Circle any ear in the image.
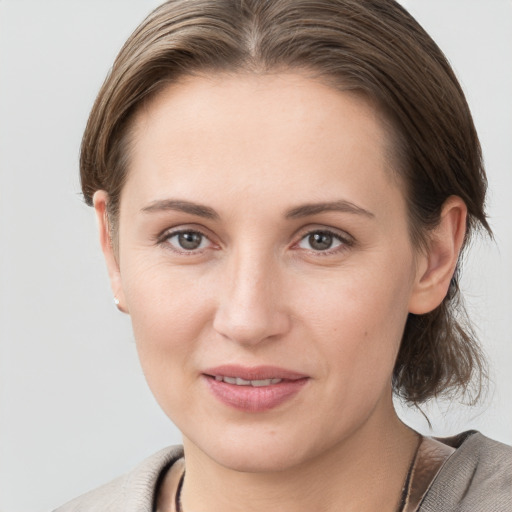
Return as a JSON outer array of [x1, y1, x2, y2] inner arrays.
[[93, 190, 129, 314], [408, 196, 467, 315]]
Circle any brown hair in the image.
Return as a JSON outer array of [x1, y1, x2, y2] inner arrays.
[[81, 0, 490, 405]]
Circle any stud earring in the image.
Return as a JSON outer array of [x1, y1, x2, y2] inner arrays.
[[113, 296, 127, 314]]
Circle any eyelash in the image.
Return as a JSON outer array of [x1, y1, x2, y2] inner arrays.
[[157, 228, 214, 255], [294, 229, 353, 255], [156, 227, 353, 256]]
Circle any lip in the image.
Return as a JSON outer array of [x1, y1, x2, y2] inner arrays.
[[202, 365, 309, 412], [204, 364, 308, 381]]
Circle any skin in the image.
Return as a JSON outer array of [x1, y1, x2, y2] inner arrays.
[[95, 73, 467, 512]]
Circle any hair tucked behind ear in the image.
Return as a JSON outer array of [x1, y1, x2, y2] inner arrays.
[[80, 0, 490, 406]]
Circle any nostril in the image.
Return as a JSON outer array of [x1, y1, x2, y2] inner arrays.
[[213, 304, 291, 346]]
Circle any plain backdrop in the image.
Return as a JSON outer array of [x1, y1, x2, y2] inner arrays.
[[0, 1, 511, 511]]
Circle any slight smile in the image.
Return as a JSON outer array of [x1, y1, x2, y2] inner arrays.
[[213, 376, 284, 387], [203, 365, 309, 413]]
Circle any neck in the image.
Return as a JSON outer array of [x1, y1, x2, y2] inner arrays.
[[178, 404, 418, 512]]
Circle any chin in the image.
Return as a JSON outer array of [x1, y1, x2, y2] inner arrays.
[[212, 446, 304, 474], [184, 427, 321, 474]]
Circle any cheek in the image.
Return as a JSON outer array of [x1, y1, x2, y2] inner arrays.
[[127, 294, 208, 425], [122, 251, 211, 330], [300, 262, 413, 391], [120, 257, 212, 387]]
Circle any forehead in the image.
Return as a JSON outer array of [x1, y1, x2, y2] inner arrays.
[[123, 72, 404, 219], [132, 72, 392, 154]]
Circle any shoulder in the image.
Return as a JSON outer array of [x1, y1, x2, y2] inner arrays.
[[53, 445, 184, 512], [420, 431, 512, 511]]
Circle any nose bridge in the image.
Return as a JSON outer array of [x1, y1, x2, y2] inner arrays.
[[213, 242, 289, 345]]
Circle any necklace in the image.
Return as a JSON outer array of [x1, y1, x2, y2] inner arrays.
[[397, 433, 423, 512], [175, 470, 185, 512], [174, 435, 423, 512]]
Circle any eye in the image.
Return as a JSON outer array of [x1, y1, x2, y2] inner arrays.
[[297, 230, 348, 252], [164, 230, 211, 252]]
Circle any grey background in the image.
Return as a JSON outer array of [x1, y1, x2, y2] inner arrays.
[[0, 1, 511, 511]]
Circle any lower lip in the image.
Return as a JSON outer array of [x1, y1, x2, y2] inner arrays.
[[204, 376, 308, 412]]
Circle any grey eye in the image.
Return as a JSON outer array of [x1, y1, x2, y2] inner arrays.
[[298, 231, 343, 251], [167, 231, 209, 251], [178, 232, 202, 249]]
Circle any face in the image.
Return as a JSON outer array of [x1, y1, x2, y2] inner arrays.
[[104, 73, 428, 472]]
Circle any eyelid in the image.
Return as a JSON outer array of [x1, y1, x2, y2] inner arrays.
[[155, 222, 212, 241], [156, 225, 218, 254], [292, 226, 355, 254], [154, 223, 354, 255]]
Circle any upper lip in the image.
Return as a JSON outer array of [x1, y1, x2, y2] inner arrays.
[[203, 365, 308, 381]]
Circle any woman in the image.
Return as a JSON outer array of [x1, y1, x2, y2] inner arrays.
[[55, 0, 511, 511]]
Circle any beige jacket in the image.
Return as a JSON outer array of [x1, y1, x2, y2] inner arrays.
[[54, 432, 512, 512]]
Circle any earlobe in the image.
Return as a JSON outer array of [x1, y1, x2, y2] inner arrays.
[[408, 196, 467, 315], [93, 191, 129, 314]]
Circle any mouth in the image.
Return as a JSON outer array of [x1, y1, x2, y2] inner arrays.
[[204, 364, 308, 381], [213, 375, 284, 387], [203, 365, 309, 412]]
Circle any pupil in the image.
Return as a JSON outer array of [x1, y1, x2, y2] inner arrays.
[[178, 232, 202, 250], [309, 232, 333, 250]]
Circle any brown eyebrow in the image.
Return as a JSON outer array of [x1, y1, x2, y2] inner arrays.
[[141, 198, 373, 221], [285, 200, 375, 219], [141, 199, 219, 220]]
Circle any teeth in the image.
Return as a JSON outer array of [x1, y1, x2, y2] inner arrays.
[[251, 379, 270, 387], [214, 376, 283, 386], [252, 378, 282, 387]]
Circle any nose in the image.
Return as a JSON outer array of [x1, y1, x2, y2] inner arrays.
[[212, 250, 291, 346]]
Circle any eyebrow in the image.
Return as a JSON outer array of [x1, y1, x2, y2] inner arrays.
[[285, 200, 375, 219], [141, 198, 374, 221], [141, 199, 219, 220]]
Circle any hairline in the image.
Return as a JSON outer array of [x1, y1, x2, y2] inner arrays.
[[106, 67, 410, 250]]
